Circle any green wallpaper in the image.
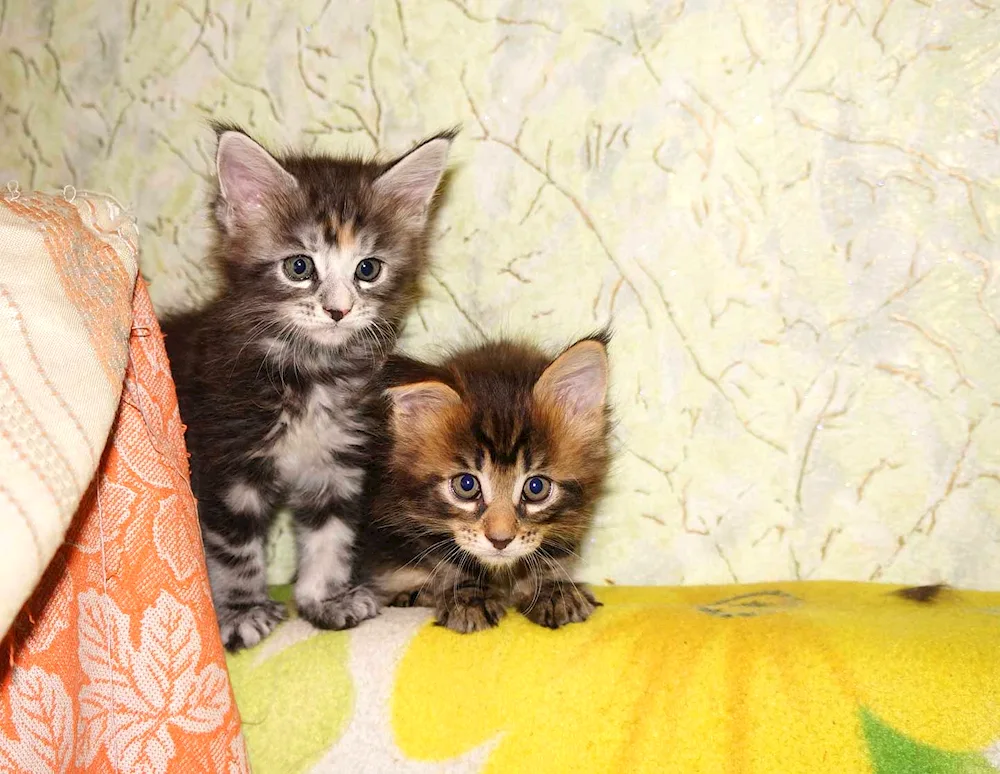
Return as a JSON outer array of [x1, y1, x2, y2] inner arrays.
[[3, 0, 999, 588]]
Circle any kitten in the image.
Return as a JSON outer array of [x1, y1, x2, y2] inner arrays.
[[360, 333, 611, 633], [162, 125, 454, 650]]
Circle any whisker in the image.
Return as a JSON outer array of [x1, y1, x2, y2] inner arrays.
[[524, 553, 542, 613], [401, 537, 455, 570], [538, 548, 577, 588], [542, 536, 585, 562], [419, 544, 463, 603]]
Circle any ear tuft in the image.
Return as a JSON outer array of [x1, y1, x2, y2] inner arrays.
[[216, 131, 297, 230], [533, 339, 609, 417], [372, 131, 455, 217], [386, 381, 462, 422]]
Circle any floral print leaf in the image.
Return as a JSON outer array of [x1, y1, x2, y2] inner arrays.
[[860, 708, 995, 774]]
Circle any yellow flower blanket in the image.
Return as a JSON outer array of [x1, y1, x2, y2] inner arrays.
[[227, 583, 1000, 773]]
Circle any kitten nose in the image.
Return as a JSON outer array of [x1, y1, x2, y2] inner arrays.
[[325, 307, 351, 322], [488, 536, 513, 550]]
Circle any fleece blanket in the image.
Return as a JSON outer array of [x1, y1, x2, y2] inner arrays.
[[228, 582, 1000, 773]]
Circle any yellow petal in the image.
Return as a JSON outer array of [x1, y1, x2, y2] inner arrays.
[[391, 584, 1000, 772], [819, 588, 1000, 750]]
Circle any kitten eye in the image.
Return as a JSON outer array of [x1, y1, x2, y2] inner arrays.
[[450, 473, 481, 501], [522, 476, 552, 503], [282, 255, 315, 282], [354, 258, 383, 282]]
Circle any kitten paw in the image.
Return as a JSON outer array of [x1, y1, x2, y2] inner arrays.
[[298, 585, 380, 630], [435, 586, 506, 633], [520, 582, 600, 629], [218, 599, 287, 651]]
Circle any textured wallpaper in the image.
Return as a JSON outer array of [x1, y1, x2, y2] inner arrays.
[[2, 0, 999, 589]]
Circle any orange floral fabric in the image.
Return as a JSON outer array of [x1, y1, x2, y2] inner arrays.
[[0, 281, 248, 773], [0, 190, 139, 635]]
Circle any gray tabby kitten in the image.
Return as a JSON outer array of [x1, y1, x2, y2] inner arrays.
[[162, 125, 454, 650]]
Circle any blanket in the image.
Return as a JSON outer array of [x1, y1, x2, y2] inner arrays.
[[0, 189, 248, 772], [0, 188, 137, 638], [228, 582, 1000, 773]]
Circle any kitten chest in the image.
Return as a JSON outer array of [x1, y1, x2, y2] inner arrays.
[[267, 382, 367, 504]]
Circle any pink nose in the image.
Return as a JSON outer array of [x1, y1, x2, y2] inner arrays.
[[488, 536, 513, 550], [326, 307, 351, 322]]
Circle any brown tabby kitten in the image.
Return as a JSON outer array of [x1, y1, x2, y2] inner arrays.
[[359, 333, 611, 632]]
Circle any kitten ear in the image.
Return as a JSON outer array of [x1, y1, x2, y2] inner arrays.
[[533, 338, 609, 418], [216, 130, 297, 229], [373, 130, 456, 219], [386, 381, 462, 422]]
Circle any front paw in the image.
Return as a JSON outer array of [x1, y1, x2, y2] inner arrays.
[[298, 585, 380, 630], [218, 599, 287, 651], [435, 585, 506, 633], [520, 582, 600, 629]]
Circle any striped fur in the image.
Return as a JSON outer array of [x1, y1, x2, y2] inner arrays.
[[162, 125, 453, 650], [359, 333, 612, 633]]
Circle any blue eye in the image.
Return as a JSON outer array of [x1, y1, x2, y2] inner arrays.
[[522, 476, 551, 503], [355, 258, 383, 282], [451, 473, 481, 500], [282, 255, 315, 281]]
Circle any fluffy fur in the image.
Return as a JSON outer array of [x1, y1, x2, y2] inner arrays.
[[162, 125, 454, 650], [359, 333, 612, 633]]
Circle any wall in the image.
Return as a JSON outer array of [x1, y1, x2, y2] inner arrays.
[[3, 0, 999, 588]]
